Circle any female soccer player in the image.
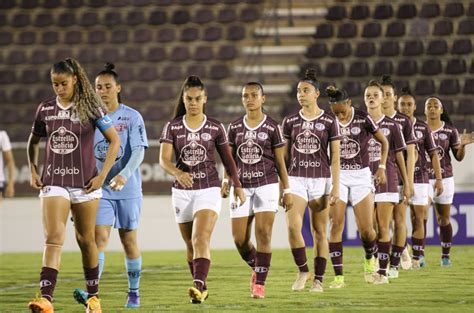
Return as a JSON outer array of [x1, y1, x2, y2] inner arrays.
[[425, 97, 474, 267], [159, 76, 245, 304], [73, 63, 148, 308], [379, 75, 417, 276], [327, 85, 388, 288], [27, 58, 120, 313], [0, 130, 15, 201], [366, 80, 410, 284], [282, 69, 341, 293], [221, 82, 292, 299], [397, 87, 443, 269]]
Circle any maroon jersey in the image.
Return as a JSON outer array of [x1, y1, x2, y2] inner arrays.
[[282, 110, 340, 178], [160, 115, 229, 190], [427, 122, 460, 179], [338, 108, 378, 170], [413, 119, 437, 184], [390, 112, 417, 185], [228, 115, 285, 188], [32, 97, 105, 188], [369, 115, 406, 193]]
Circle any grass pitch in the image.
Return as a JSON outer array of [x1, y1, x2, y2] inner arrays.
[[1, 246, 473, 312]]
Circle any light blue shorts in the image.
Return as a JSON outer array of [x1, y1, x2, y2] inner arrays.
[[96, 197, 142, 230]]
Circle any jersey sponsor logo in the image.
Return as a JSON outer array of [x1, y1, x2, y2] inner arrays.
[[180, 140, 207, 166], [177, 134, 185, 139], [350, 127, 361, 135], [302, 121, 314, 130], [263, 124, 275, 132], [41, 106, 54, 111], [341, 163, 362, 170], [45, 110, 71, 121], [368, 138, 381, 162], [353, 118, 365, 123], [53, 166, 80, 177], [315, 123, 325, 131], [187, 132, 200, 141], [320, 116, 333, 123], [299, 159, 321, 169], [230, 123, 241, 130], [295, 130, 321, 154], [237, 139, 263, 164], [205, 124, 219, 131], [171, 124, 183, 130], [286, 116, 298, 123], [380, 128, 390, 136], [244, 131, 257, 140], [191, 171, 207, 179], [49, 126, 79, 154], [439, 133, 448, 140], [94, 139, 124, 162], [115, 122, 128, 132], [340, 127, 350, 136], [340, 136, 360, 159], [242, 170, 264, 179], [201, 133, 212, 141], [416, 130, 423, 138]]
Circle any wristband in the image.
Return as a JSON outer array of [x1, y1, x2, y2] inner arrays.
[[378, 164, 386, 169], [222, 178, 229, 185], [283, 188, 292, 195]]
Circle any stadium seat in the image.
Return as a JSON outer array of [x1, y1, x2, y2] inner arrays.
[[209, 64, 231, 79], [127, 11, 145, 25], [149, 10, 167, 25], [414, 79, 435, 96], [362, 22, 382, 38], [433, 19, 453, 36], [439, 79, 460, 95], [203, 26, 223, 41], [337, 22, 358, 38], [193, 9, 214, 24], [421, 59, 442, 76], [54, 48, 72, 61], [0, 70, 16, 84], [180, 27, 200, 42], [306, 43, 328, 58], [88, 30, 106, 44], [127, 86, 150, 102], [186, 64, 207, 78], [394, 80, 410, 91], [35, 87, 53, 100], [326, 5, 347, 20], [169, 46, 190, 61], [314, 23, 334, 39], [137, 67, 160, 81], [409, 19, 429, 37], [217, 44, 237, 60], [227, 25, 246, 41], [240, 7, 260, 22], [79, 12, 98, 27], [132, 0, 151, 6], [0, 13, 5, 27], [87, 0, 107, 7], [193, 45, 214, 61], [468, 2, 474, 16], [343, 81, 362, 97], [386, 21, 406, 37], [445, 59, 467, 75], [57, 12, 76, 27], [379, 41, 399, 57], [180, 0, 198, 4], [348, 61, 369, 77], [134, 28, 153, 43], [100, 47, 121, 63], [123, 47, 143, 63], [77, 48, 98, 63], [451, 39, 472, 55], [118, 67, 135, 82], [372, 60, 394, 76], [201, 0, 219, 4], [217, 8, 237, 23], [426, 39, 448, 55], [373, 4, 393, 19], [457, 99, 474, 116], [110, 29, 128, 44], [355, 41, 376, 57], [458, 19, 474, 35], [109, 0, 128, 6], [17, 31, 36, 45], [397, 59, 418, 76], [34, 12, 54, 27], [11, 88, 31, 104], [206, 84, 224, 99], [64, 30, 82, 45], [330, 42, 351, 58], [0, 0, 15, 9], [152, 85, 176, 101], [11, 13, 30, 27], [20, 0, 39, 9], [31, 49, 50, 64], [403, 40, 424, 56], [42, 0, 61, 7], [463, 78, 474, 94], [350, 5, 370, 20], [0, 31, 13, 45], [171, 10, 191, 24], [443, 2, 464, 17], [419, 3, 440, 18], [161, 65, 183, 81], [104, 11, 123, 26], [324, 62, 345, 77], [156, 0, 173, 5], [397, 3, 417, 19], [6, 49, 27, 64], [157, 28, 176, 42], [41, 31, 59, 45], [21, 69, 39, 84], [147, 47, 167, 62]]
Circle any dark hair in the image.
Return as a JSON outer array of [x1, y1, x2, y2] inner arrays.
[[326, 85, 349, 104], [380, 74, 396, 94], [243, 82, 265, 96], [174, 75, 206, 118], [399, 86, 415, 101], [425, 96, 452, 125], [365, 79, 384, 94], [299, 68, 320, 90], [96, 62, 121, 103]]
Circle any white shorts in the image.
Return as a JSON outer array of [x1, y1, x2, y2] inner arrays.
[[429, 177, 455, 205], [375, 192, 399, 203], [39, 186, 102, 204], [172, 187, 221, 223], [409, 183, 429, 206], [339, 167, 374, 206], [230, 183, 279, 218], [289, 176, 332, 202]]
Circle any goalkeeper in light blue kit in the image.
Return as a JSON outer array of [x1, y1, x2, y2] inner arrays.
[[74, 63, 148, 309]]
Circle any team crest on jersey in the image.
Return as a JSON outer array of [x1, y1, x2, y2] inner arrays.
[[244, 131, 257, 140], [201, 133, 212, 141], [315, 123, 325, 131], [302, 121, 314, 130], [257, 132, 268, 140], [368, 138, 381, 162], [237, 139, 263, 164], [416, 130, 423, 138], [295, 130, 321, 154], [350, 127, 361, 135], [381, 128, 391, 136], [181, 141, 206, 166], [439, 133, 448, 140], [115, 123, 128, 132], [49, 126, 78, 154], [187, 133, 200, 141], [340, 127, 350, 136], [340, 136, 360, 159], [94, 139, 124, 162]]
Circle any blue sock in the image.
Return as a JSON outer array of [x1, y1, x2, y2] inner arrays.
[[98, 251, 105, 279], [125, 256, 142, 294]]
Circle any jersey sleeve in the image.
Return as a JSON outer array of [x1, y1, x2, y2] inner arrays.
[[402, 117, 417, 145], [227, 123, 236, 147], [424, 127, 437, 153], [215, 123, 228, 146], [328, 118, 342, 141], [130, 112, 149, 149], [31, 105, 47, 137], [271, 124, 286, 148], [365, 115, 379, 134], [392, 124, 407, 152], [159, 121, 174, 144], [282, 117, 291, 139], [94, 114, 113, 132], [450, 127, 461, 148]]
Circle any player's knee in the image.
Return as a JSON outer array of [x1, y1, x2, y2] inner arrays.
[[287, 223, 302, 240], [192, 233, 210, 248], [44, 229, 66, 246], [359, 228, 374, 241], [75, 231, 95, 248], [233, 235, 248, 250], [255, 228, 271, 246]]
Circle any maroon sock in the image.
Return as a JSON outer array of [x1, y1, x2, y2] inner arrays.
[[362, 239, 378, 260], [255, 252, 272, 285], [239, 247, 256, 269], [390, 245, 405, 268], [314, 257, 327, 283], [84, 266, 99, 297], [377, 241, 391, 275], [193, 258, 211, 292], [329, 242, 343, 276], [422, 219, 427, 256], [39, 267, 58, 302], [187, 261, 194, 277], [291, 247, 309, 272], [411, 237, 424, 260], [439, 224, 453, 259]]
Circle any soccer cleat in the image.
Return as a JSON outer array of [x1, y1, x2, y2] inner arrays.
[[419, 256, 426, 268], [125, 291, 140, 308], [364, 256, 376, 283], [291, 272, 313, 291], [309, 279, 324, 293], [412, 259, 420, 270], [440, 257, 452, 267], [387, 266, 399, 279], [250, 271, 256, 293], [251, 284, 265, 299], [400, 246, 412, 270], [329, 275, 345, 289], [85, 296, 102, 313], [372, 273, 389, 285], [73, 288, 88, 306], [28, 296, 54, 313], [188, 287, 209, 304]]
